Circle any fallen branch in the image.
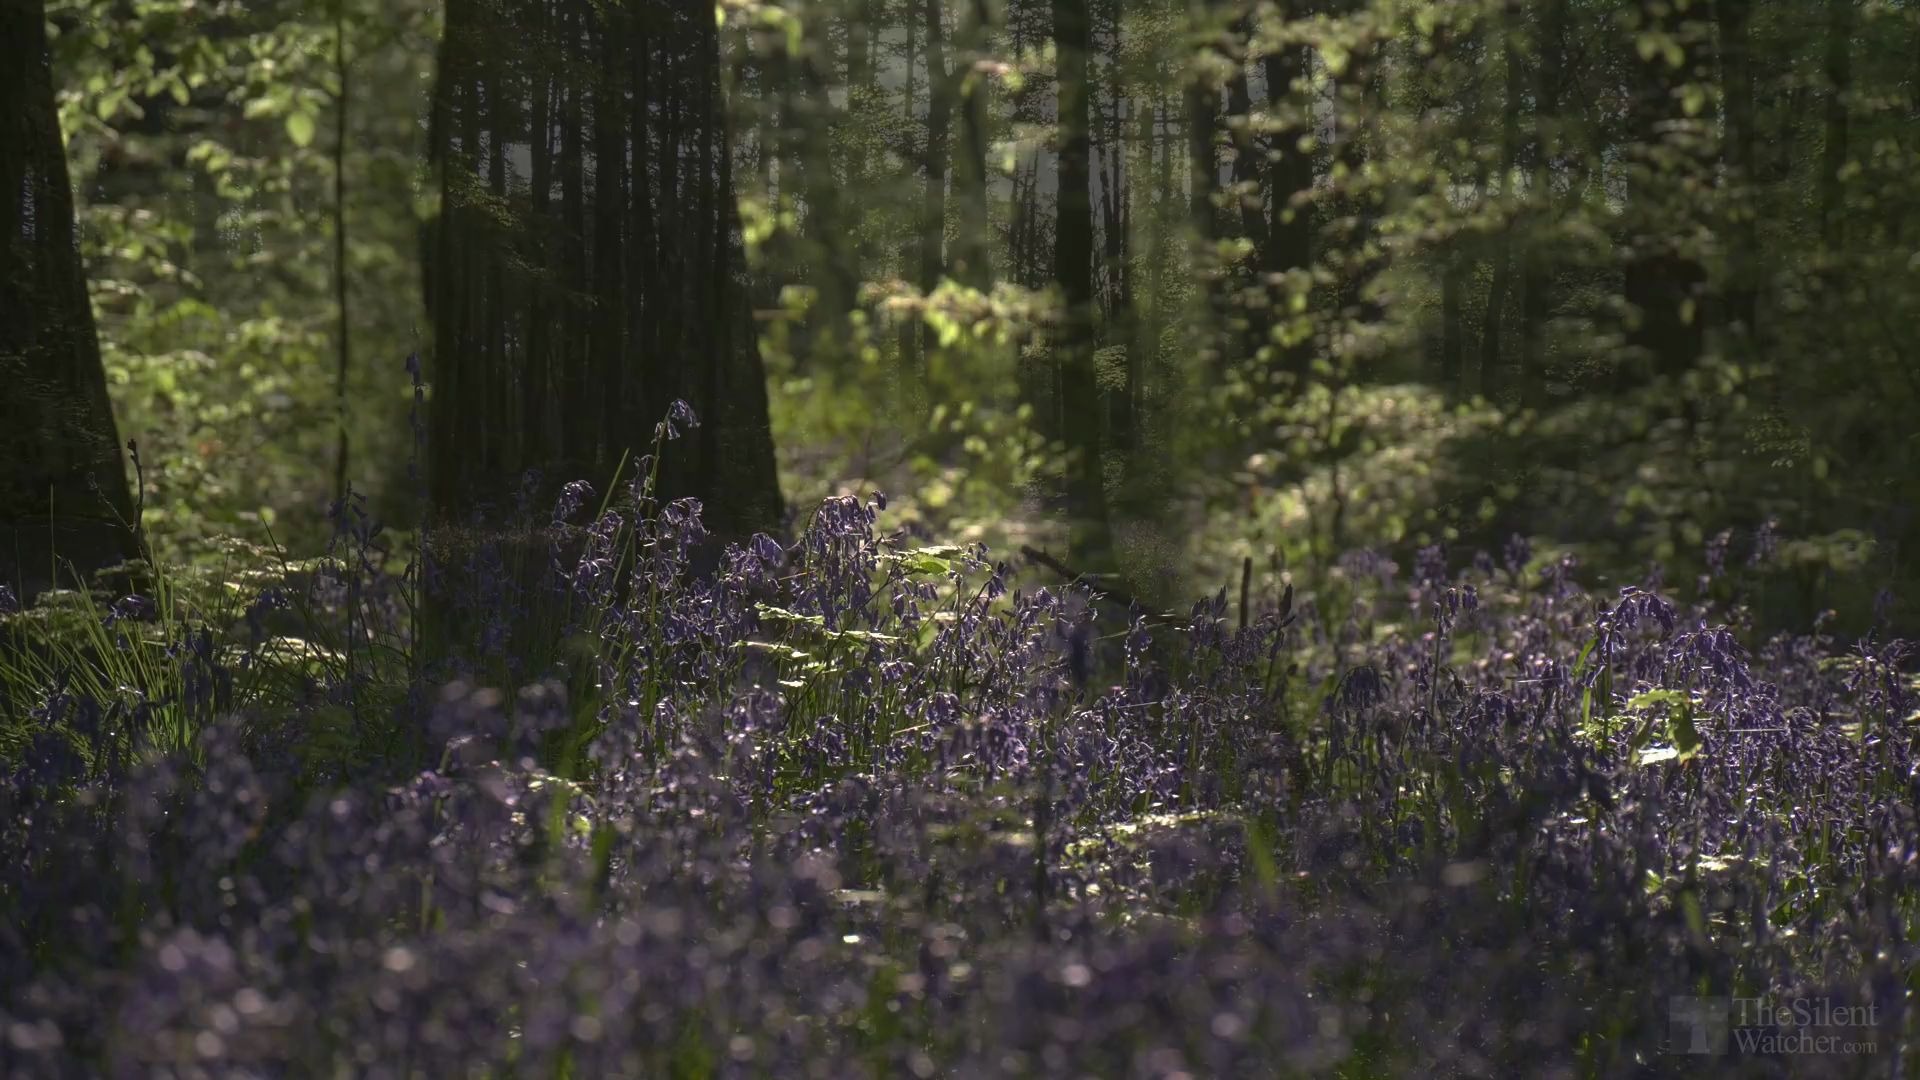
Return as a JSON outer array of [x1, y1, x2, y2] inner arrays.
[[1019, 545, 1296, 633]]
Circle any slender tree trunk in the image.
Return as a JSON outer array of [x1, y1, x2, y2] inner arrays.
[[800, 13, 856, 335], [1331, 5, 1384, 335], [1621, 0, 1708, 386], [592, 9, 627, 461], [1151, 91, 1173, 328], [1478, 1, 1523, 402], [846, 0, 874, 91], [330, 0, 353, 502], [1820, 0, 1852, 249], [525, 0, 554, 457], [1261, 1, 1311, 276], [1121, 91, 1155, 459], [1186, 0, 1224, 379], [1441, 248, 1465, 391], [1716, 0, 1758, 342], [1185, 0, 1219, 244], [1054, 0, 1109, 562], [953, 0, 993, 289], [630, 4, 659, 429], [899, 0, 921, 382], [557, 1, 590, 469], [1263, 0, 1313, 378], [484, 64, 511, 485], [1225, 19, 1264, 250], [921, 0, 952, 303], [1520, 0, 1564, 406]]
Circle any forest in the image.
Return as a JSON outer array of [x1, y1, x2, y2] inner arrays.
[[2, 0, 1918, 1072]]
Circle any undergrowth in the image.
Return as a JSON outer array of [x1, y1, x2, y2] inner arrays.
[[2, 402, 1916, 1076]]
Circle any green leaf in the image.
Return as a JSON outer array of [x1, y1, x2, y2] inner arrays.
[[285, 111, 316, 148], [1638, 744, 1682, 765], [1624, 689, 1701, 763]]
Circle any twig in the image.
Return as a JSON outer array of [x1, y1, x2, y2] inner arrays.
[[1017, 545, 1183, 625], [1239, 555, 1252, 632]]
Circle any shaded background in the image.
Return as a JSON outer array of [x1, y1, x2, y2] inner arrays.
[[8, 0, 1917, 632]]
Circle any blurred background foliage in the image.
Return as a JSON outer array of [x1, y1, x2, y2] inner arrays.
[[39, 0, 1920, 635], [46, 0, 435, 558]]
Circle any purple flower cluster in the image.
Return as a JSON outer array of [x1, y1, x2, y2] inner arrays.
[[3, 436, 1916, 1074]]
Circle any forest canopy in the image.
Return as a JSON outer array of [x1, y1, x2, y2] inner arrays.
[[6, 0, 1914, 618]]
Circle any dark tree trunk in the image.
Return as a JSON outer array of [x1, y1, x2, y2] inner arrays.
[[1620, 0, 1708, 386], [1819, 0, 1852, 249], [425, 0, 782, 538], [899, 0, 920, 380], [1329, 4, 1384, 334], [592, 10, 628, 455], [921, 0, 953, 302], [1185, 0, 1219, 243], [953, 0, 993, 289], [1261, 1, 1311, 276], [846, 0, 874, 91], [1262, 0, 1314, 378], [1224, 21, 1264, 251], [525, 0, 555, 452], [1441, 248, 1466, 392], [1185, 0, 1224, 377], [1716, 0, 1758, 342], [1478, 1, 1523, 402], [0, 0, 140, 600], [798, 11, 856, 338], [1053, 0, 1110, 562], [1520, 0, 1565, 406]]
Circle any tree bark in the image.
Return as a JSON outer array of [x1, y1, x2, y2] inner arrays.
[[920, 0, 953, 302], [1225, 20, 1263, 250], [1263, 0, 1313, 378], [425, 0, 782, 537], [1520, 0, 1565, 406], [1819, 0, 1852, 249], [1441, 248, 1466, 391], [1185, 0, 1219, 244], [1715, 0, 1758, 342], [1053, 0, 1110, 562], [1620, 0, 1708, 385], [0, 0, 141, 600], [1478, 1, 1524, 402], [953, 0, 993, 289]]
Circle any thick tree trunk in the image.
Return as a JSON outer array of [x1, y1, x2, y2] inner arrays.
[[0, 0, 140, 600], [425, 0, 782, 538]]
